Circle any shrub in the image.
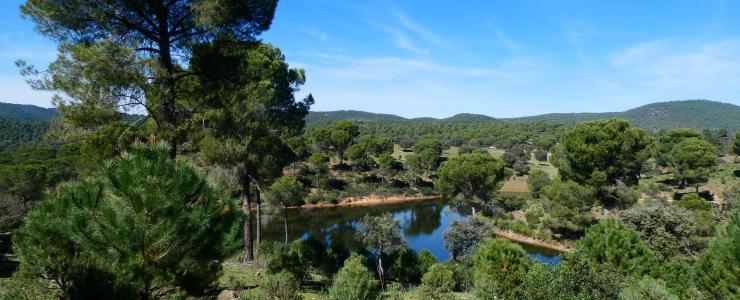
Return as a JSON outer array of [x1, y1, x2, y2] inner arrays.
[[675, 193, 712, 211], [256, 271, 302, 300], [619, 276, 678, 300], [417, 249, 438, 273], [388, 248, 421, 285], [472, 238, 531, 299], [328, 254, 379, 300], [576, 219, 656, 276], [419, 264, 455, 300]]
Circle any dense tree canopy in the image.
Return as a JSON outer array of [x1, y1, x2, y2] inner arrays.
[[20, 0, 278, 157], [668, 137, 717, 191], [557, 119, 652, 187], [576, 219, 656, 275], [435, 152, 508, 200]]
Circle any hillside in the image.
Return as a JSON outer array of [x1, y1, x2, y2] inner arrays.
[[504, 100, 740, 130], [0, 102, 57, 121], [308, 100, 738, 130]]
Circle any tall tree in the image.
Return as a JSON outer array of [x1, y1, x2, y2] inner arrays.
[[413, 135, 443, 175], [655, 129, 702, 167], [194, 41, 312, 262], [321, 120, 360, 164], [435, 152, 508, 201], [264, 176, 306, 244], [668, 138, 717, 192], [355, 213, 407, 288], [733, 132, 740, 156], [556, 119, 652, 207], [472, 238, 531, 299], [20, 0, 278, 158], [11, 143, 238, 299]]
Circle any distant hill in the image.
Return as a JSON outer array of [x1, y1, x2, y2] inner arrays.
[[504, 100, 740, 130], [307, 100, 740, 130], [0, 102, 58, 121]]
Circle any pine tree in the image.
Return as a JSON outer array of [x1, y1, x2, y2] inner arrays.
[[12, 142, 239, 299]]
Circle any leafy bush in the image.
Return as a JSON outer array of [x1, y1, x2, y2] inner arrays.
[[328, 254, 379, 300], [619, 276, 678, 300], [419, 264, 455, 300], [256, 271, 303, 300], [417, 249, 438, 273]]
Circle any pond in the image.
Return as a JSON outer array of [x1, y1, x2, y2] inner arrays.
[[259, 198, 561, 264]]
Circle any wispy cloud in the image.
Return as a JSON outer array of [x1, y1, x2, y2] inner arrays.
[[300, 26, 330, 41], [391, 10, 444, 46], [611, 39, 740, 87]]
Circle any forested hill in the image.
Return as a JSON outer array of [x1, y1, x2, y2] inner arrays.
[[306, 110, 499, 125], [504, 100, 740, 130], [308, 100, 739, 130], [0, 102, 57, 121]]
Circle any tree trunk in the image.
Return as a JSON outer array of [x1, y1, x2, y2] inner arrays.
[[156, 22, 178, 160], [281, 202, 288, 245], [255, 188, 262, 258], [377, 257, 385, 289], [242, 181, 254, 263]]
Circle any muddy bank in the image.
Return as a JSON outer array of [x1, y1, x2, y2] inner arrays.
[[494, 230, 571, 252]]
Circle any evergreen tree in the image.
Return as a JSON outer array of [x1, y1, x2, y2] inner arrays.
[[472, 238, 531, 299], [328, 254, 380, 300], [12, 142, 239, 299], [20, 0, 278, 158], [576, 219, 656, 276], [194, 41, 312, 262], [435, 152, 508, 200]]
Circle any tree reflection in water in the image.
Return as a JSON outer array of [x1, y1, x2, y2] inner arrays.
[[258, 198, 560, 263]]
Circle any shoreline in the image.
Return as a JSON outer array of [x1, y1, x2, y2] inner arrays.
[[494, 229, 571, 252], [289, 194, 441, 209]]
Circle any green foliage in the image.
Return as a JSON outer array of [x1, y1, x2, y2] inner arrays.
[[328, 254, 379, 300], [419, 264, 455, 300], [417, 249, 438, 273], [11, 143, 239, 298], [443, 217, 496, 260], [538, 179, 597, 238], [0, 116, 52, 151], [413, 135, 443, 174], [619, 276, 678, 300], [256, 271, 303, 300], [313, 120, 360, 163], [655, 128, 703, 166], [576, 219, 657, 276], [355, 213, 408, 255], [435, 152, 508, 200], [734, 131, 740, 155], [527, 168, 551, 198], [265, 176, 306, 207], [388, 248, 422, 285], [534, 149, 548, 163], [472, 238, 531, 299], [522, 252, 625, 300], [668, 137, 717, 190], [620, 202, 696, 259], [265, 241, 310, 282], [693, 212, 740, 299], [675, 193, 712, 211], [558, 119, 652, 188]]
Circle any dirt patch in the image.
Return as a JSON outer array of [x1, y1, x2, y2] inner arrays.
[[494, 230, 571, 252]]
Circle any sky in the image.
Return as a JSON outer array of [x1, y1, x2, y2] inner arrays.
[[1, 1, 740, 118]]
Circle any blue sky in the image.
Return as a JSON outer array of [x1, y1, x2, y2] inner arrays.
[[1, 0, 740, 118]]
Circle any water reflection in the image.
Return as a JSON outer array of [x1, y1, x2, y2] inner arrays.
[[259, 198, 560, 263]]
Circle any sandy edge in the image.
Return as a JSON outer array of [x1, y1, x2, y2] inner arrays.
[[288, 195, 440, 209], [494, 230, 571, 252]]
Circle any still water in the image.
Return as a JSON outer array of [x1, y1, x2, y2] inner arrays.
[[260, 198, 561, 264]]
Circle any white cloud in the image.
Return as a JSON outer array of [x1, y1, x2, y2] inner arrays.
[[610, 39, 740, 87], [392, 10, 444, 46], [300, 26, 330, 41]]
